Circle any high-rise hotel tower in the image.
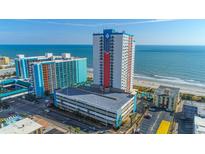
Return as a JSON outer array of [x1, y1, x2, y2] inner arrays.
[[93, 29, 135, 92], [15, 53, 87, 97]]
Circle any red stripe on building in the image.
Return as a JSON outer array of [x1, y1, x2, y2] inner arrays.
[[42, 64, 50, 93], [104, 52, 110, 88]]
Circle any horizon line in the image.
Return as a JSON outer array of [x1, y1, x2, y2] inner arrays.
[[0, 44, 205, 46]]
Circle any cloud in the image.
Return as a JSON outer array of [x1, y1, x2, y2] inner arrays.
[[19, 19, 97, 27], [19, 19, 178, 27], [93, 19, 177, 26]]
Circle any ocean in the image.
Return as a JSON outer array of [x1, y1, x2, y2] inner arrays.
[[0, 45, 205, 88]]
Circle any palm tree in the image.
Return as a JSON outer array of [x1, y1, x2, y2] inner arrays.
[[67, 126, 73, 133], [75, 127, 81, 134]]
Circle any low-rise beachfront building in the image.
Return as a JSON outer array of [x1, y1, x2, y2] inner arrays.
[[182, 101, 205, 119], [153, 86, 180, 112], [54, 86, 137, 128], [0, 118, 43, 134], [194, 116, 205, 134], [0, 56, 10, 65]]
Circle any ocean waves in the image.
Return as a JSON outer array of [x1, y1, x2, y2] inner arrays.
[[88, 67, 205, 89], [134, 74, 205, 89]]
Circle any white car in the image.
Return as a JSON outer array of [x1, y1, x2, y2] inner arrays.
[[44, 109, 50, 113]]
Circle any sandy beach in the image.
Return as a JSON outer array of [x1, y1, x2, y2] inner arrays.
[[87, 68, 205, 96], [134, 78, 205, 96]]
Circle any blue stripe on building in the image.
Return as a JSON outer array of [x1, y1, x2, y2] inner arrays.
[[33, 64, 44, 97], [133, 93, 137, 113]]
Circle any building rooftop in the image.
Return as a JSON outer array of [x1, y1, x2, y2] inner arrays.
[[156, 120, 171, 134], [0, 118, 42, 134], [56, 86, 135, 113], [27, 53, 86, 65], [183, 101, 205, 117], [155, 85, 180, 97], [15, 53, 84, 61], [194, 116, 205, 134], [93, 29, 134, 37], [32, 58, 86, 66]]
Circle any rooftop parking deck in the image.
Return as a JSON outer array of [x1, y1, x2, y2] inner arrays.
[[56, 86, 135, 113]]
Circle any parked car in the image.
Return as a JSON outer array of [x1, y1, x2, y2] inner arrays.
[[134, 128, 141, 134], [144, 113, 152, 119], [44, 109, 50, 113], [149, 107, 156, 112]]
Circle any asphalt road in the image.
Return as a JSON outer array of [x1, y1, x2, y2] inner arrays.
[[45, 108, 108, 133], [1, 98, 109, 133]]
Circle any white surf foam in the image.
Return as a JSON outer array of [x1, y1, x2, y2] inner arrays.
[[88, 67, 205, 89], [134, 73, 205, 89]]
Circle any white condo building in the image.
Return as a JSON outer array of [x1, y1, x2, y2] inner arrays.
[[93, 29, 135, 92]]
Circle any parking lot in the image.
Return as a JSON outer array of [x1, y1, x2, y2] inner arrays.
[[139, 108, 173, 134], [0, 97, 110, 133]]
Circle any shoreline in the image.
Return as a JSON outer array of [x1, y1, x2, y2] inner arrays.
[[87, 68, 205, 96], [134, 78, 205, 96], [1, 67, 205, 96]]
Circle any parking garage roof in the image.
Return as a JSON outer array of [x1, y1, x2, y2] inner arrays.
[[56, 87, 135, 113], [183, 101, 205, 117]]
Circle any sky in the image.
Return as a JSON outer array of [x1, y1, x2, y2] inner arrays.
[[0, 19, 205, 45]]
